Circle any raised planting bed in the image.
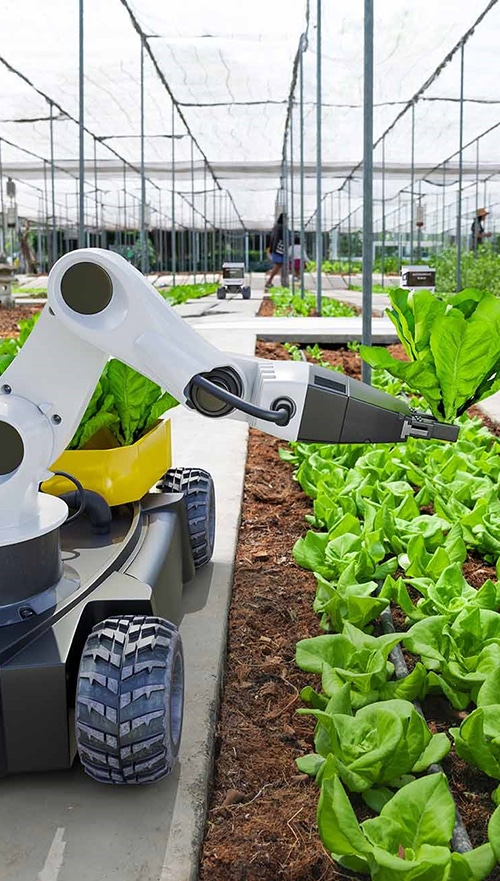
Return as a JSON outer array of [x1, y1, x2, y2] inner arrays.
[[200, 339, 500, 881]]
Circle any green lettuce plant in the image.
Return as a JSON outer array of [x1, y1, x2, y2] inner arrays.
[[360, 287, 500, 422], [68, 359, 177, 449], [403, 607, 500, 709], [381, 564, 499, 624], [317, 772, 500, 879], [450, 706, 500, 803], [296, 623, 427, 710], [297, 697, 450, 796]]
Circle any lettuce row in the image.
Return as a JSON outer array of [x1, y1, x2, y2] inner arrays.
[[296, 692, 450, 797], [286, 405, 500, 874], [319, 772, 500, 879]]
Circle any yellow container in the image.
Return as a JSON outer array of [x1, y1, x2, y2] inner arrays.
[[42, 418, 172, 507]]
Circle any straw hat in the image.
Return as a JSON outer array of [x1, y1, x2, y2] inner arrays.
[[477, 207, 489, 217]]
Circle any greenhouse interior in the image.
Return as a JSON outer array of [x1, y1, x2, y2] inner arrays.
[[3, 2, 500, 881]]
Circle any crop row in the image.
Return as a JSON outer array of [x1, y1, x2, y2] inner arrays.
[[283, 368, 500, 879]]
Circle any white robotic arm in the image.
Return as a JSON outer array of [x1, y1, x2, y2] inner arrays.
[[0, 249, 458, 548]]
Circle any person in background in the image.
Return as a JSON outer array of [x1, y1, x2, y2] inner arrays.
[[264, 213, 284, 291], [289, 234, 309, 280], [471, 207, 491, 251]]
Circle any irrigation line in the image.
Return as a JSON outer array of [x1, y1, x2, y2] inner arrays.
[[379, 604, 473, 853]]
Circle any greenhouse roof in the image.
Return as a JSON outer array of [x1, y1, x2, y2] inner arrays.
[[1, 0, 500, 230]]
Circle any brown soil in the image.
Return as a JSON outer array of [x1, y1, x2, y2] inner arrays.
[[0, 304, 42, 338], [199, 334, 500, 881]]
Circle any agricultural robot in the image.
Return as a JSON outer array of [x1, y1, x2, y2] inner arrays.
[[0, 250, 457, 784]]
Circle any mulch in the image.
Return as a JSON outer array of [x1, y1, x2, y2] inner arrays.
[[0, 305, 42, 338]]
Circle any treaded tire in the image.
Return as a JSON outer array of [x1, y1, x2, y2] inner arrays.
[[241, 286, 251, 299], [216, 287, 226, 299], [159, 467, 215, 568], [76, 615, 184, 784]]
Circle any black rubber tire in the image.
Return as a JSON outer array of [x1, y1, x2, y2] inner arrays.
[[216, 287, 226, 299], [159, 467, 215, 568], [241, 286, 251, 299], [75, 615, 184, 784]]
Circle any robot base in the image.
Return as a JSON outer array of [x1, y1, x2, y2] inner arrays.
[[0, 469, 215, 783]]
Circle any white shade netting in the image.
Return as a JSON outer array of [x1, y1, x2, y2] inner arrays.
[[0, 0, 499, 232]]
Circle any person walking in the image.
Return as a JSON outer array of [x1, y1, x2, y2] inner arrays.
[[264, 213, 285, 291], [289, 234, 309, 280], [471, 207, 491, 251]]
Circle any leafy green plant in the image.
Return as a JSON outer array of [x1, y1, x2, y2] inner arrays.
[[69, 359, 177, 449], [159, 281, 217, 305], [0, 313, 40, 372], [382, 564, 499, 625], [283, 343, 303, 361], [296, 623, 427, 710], [12, 286, 47, 296], [297, 696, 450, 795], [318, 772, 499, 879], [348, 283, 396, 294], [360, 287, 500, 422], [403, 607, 500, 709], [269, 288, 356, 318], [450, 706, 500, 803], [431, 246, 500, 296]]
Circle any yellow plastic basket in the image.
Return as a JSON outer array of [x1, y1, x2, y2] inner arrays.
[[42, 418, 172, 507]]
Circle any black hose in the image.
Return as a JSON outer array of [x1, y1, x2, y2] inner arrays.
[[60, 489, 112, 534], [189, 373, 293, 426], [379, 603, 472, 853], [51, 470, 85, 524]]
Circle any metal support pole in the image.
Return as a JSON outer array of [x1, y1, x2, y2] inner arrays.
[[37, 197, 43, 272], [203, 163, 207, 281], [171, 105, 176, 284], [441, 162, 446, 249], [244, 231, 249, 271], [474, 139, 479, 255], [44, 161, 49, 272], [78, 0, 85, 248], [282, 149, 289, 288], [122, 162, 127, 249], [93, 136, 99, 245], [0, 140, 6, 256], [381, 136, 386, 284], [417, 180, 422, 262], [140, 35, 148, 275], [347, 176, 352, 286], [212, 186, 216, 278], [315, 0, 322, 315], [456, 40, 465, 291], [299, 34, 306, 299], [158, 190, 163, 272], [49, 102, 57, 267], [410, 101, 415, 264], [190, 139, 196, 282], [290, 96, 295, 295], [361, 0, 374, 385]]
